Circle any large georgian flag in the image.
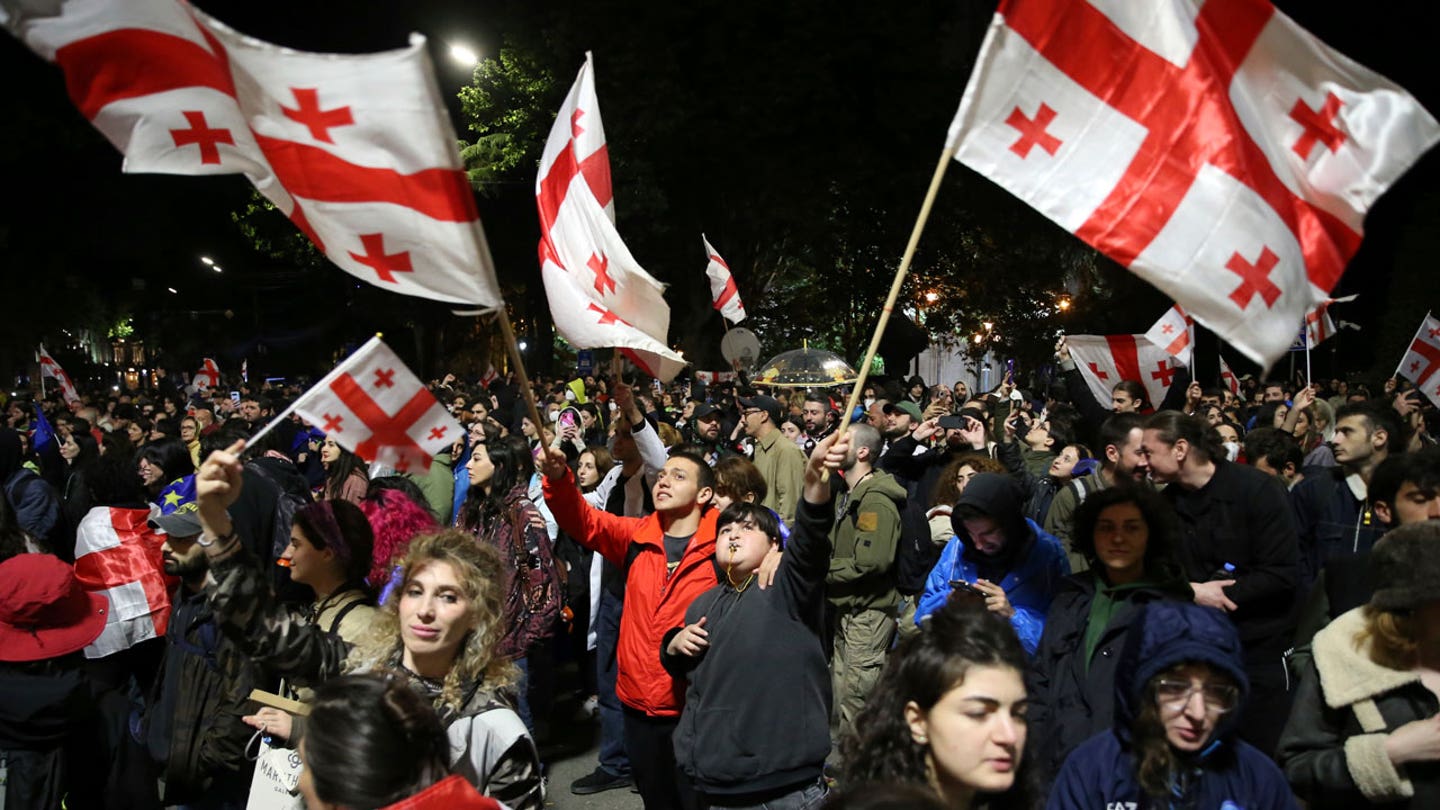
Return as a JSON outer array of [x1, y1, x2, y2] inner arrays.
[[1068, 334, 1182, 411], [703, 235, 747, 324], [291, 336, 459, 473], [948, 0, 1439, 368], [37, 344, 80, 406], [536, 53, 687, 382], [3, 0, 502, 308], [1397, 312, 1440, 407], [74, 507, 172, 659]]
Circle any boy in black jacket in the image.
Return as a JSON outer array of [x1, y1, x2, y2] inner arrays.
[[662, 431, 848, 808]]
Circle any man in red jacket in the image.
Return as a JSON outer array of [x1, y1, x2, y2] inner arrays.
[[541, 440, 718, 810]]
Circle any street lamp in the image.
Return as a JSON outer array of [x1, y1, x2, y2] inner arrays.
[[449, 44, 479, 68], [200, 256, 214, 266]]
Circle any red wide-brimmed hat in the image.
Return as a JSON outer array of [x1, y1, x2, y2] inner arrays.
[[0, 554, 108, 662]]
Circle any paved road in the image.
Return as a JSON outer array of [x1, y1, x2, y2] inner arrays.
[[539, 709, 642, 809]]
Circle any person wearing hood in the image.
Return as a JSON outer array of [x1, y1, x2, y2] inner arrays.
[[1277, 521, 1440, 809], [0, 427, 61, 555], [1025, 487, 1194, 789], [916, 472, 1070, 655], [1046, 600, 1296, 810], [827, 422, 908, 740]]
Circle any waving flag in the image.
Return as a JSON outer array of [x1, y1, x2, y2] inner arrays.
[[37, 344, 80, 406], [948, 0, 1439, 368], [194, 357, 220, 388], [1303, 294, 1358, 348], [703, 235, 746, 324], [1144, 304, 1194, 366], [1068, 334, 1181, 411], [4, 0, 502, 308], [290, 336, 459, 473], [536, 53, 686, 382], [1396, 312, 1440, 407], [74, 507, 172, 659], [1219, 354, 1241, 398]]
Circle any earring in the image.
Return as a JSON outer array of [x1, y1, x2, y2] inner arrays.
[[914, 735, 928, 745]]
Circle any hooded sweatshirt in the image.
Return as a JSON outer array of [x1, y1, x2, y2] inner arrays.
[[915, 473, 1069, 654], [1046, 601, 1296, 810]]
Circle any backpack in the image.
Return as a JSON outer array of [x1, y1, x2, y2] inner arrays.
[[246, 459, 313, 567], [496, 494, 566, 651]]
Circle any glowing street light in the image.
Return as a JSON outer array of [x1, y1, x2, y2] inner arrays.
[[200, 256, 214, 265], [1057, 295, 1072, 312], [924, 291, 939, 304], [168, 287, 178, 294], [212, 265, 223, 273], [449, 43, 479, 67]]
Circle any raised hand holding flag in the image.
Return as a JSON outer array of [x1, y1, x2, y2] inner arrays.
[[1067, 334, 1182, 410], [1396, 312, 1440, 407]]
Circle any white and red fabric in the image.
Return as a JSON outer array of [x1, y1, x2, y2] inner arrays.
[[194, 357, 220, 388], [948, 0, 1439, 368], [291, 336, 459, 473], [240, 358, 248, 383], [1397, 312, 1440, 407], [1219, 354, 1241, 398], [702, 235, 746, 324], [535, 53, 686, 382], [37, 344, 80, 406], [693, 370, 739, 385], [1302, 294, 1357, 348], [1067, 334, 1182, 410], [4, 0, 502, 307], [74, 507, 172, 659], [1144, 304, 1194, 366], [478, 365, 498, 389]]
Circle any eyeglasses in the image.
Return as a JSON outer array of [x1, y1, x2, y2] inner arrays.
[[1154, 679, 1240, 714]]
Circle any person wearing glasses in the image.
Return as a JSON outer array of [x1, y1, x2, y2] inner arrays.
[[1046, 600, 1295, 809]]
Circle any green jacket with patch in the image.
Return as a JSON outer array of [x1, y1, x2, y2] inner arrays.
[[826, 470, 905, 611]]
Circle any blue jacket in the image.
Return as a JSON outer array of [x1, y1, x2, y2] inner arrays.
[[1047, 601, 1296, 810], [915, 517, 1069, 655]]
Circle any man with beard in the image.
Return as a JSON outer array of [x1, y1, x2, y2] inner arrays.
[[144, 503, 268, 808], [1043, 413, 1149, 572], [880, 400, 921, 449], [800, 392, 837, 457], [687, 402, 736, 467]]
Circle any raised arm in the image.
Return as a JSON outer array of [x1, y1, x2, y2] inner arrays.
[[539, 447, 642, 567]]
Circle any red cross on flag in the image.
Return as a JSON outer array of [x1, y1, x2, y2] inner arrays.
[[1303, 294, 1358, 348], [6, 1, 502, 308], [1067, 334, 1181, 410], [702, 235, 747, 324], [194, 357, 220, 389], [73, 507, 172, 659], [1219, 354, 1241, 398], [290, 336, 459, 473], [1396, 312, 1440, 407], [37, 344, 80, 407], [947, 0, 1439, 369], [536, 53, 686, 382], [1143, 304, 1194, 366]]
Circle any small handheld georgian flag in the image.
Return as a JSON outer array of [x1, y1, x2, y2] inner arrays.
[[702, 235, 746, 324], [37, 344, 80, 406], [1144, 304, 1194, 366], [290, 336, 459, 473], [195, 358, 221, 389], [1396, 312, 1440, 407], [1219, 354, 1241, 398]]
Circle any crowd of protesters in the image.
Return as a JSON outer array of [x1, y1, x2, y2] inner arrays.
[[1, 341, 1438, 810]]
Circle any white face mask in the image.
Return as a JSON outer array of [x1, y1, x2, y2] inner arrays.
[[1223, 441, 1240, 462], [863, 397, 875, 409], [564, 390, 576, 402]]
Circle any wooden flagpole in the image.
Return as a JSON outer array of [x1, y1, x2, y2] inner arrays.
[[495, 309, 548, 449], [835, 145, 956, 440]]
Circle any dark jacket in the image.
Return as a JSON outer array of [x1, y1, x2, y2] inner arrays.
[[145, 586, 258, 804], [1289, 467, 1385, 587], [1047, 601, 1296, 810], [664, 495, 834, 796], [0, 658, 108, 810], [996, 439, 1062, 527], [826, 470, 905, 611], [1060, 363, 1191, 448], [2, 468, 60, 552], [1163, 460, 1300, 651], [1026, 573, 1191, 782], [1278, 607, 1440, 809]]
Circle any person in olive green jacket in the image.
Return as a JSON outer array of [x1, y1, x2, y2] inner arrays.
[[739, 395, 807, 524], [403, 448, 454, 523], [826, 422, 906, 740]]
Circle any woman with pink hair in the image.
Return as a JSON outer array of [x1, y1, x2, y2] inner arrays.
[[361, 488, 438, 597]]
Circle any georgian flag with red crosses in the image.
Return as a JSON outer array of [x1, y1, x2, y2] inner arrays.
[[1067, 333, 1182, 412], [948, 0, 1439, 369], [3, 0, 503, 308], [536, 53, 687, 382], [291, 336, 460, 474], [1397, 312, 1440, 408]]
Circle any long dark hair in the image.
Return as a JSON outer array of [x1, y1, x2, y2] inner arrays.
[[459, 435, 534, 531], [843, 600, 1034, 808], [1142, 411, 1224, 464], [323, 441, 369, 500], [303, 674, 451, 808], [293, 500, 375, 595], [139, 437, 194, 485], [67, 433, 100, 473]]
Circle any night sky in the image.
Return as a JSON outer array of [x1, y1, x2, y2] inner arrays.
[[2, 0, 1437, 380]]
